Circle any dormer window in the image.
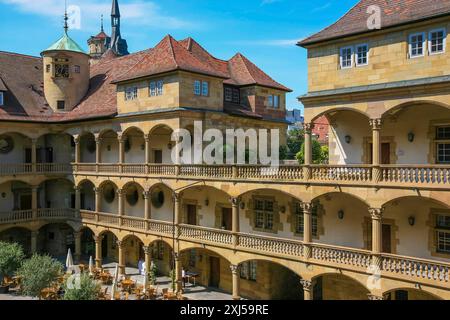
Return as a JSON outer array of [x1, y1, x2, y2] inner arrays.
[[224, 86, 240, 104], [149, 80, 163, 97], [125, 86, 138, 101], [267, 95, 280, 108], [0, 92, 3, 106]]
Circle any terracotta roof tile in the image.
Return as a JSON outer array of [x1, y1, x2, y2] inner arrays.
[[299, 0, 450, 46]]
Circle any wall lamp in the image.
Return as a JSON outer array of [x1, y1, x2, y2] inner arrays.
[[205, 198, 209, 206], [345, 135, 352, 144], [408, 132, 415, 143], [408, 216, 415, 226], [338, 210, 345, 220]]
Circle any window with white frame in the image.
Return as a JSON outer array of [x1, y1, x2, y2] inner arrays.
[[436, 214, 450, 254], [194, 80, 201, 95], [0, 92, 3, 106], [149, 80, 163, 97], [340, 46, 353, 68], [254, 199, 274, 231], [436, 126, 450, 164], [240, 261, 257, 281], [125, 86, 138, 101], [409, 32, 426, 58], [356, 44, 369, 66], [429, 28, 446, 54]]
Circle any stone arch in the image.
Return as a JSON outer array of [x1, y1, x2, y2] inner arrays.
[[311, 191, 370, 207], [37, 222, 76, 257], [381, 100, 450, 119], [148, 124, 174, 164], [0, 226, 32, 254], [147, 183, 174, 222], [381, 195, 450, 210], [98, 129, 119, 164], [309, 107, 371, 123], [311, 272, 370, 300], [79, 131, 96, 163], [121, 234, 145, 268], [383, 287, 443, 300], [97, 229, 119, 263], [121, 127, 145, 164]]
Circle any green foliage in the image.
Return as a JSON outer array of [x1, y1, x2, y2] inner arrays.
[[16, 254, 63, 297], [279, 145, 288, 161], [63, 273, 101, 300], [149, 263, 158, 285], [296, 140, 329, 164], [286, 128, 305, 159], [0, 242, 25, 284]]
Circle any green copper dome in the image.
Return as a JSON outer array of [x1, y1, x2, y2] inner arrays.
[[43, 32, 86, 54]]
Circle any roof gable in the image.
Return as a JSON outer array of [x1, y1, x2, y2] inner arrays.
[[299, 0, 450, 46]]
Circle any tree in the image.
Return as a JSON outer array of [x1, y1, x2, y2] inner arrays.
[[0, 242, 25, 286], [17, 254, 63, 298], [296, 140, 329, 164], [149, 262, 158, 285], [286, 128, 305, 159], [63, 273, 101, 300]]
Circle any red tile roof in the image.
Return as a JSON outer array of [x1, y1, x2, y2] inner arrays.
[[299, 0, 450, 46], [0, 35, 290, 123]]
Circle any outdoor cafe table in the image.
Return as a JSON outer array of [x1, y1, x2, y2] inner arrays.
[[184, 272, 200, 286], [121, 279, 135, 292]]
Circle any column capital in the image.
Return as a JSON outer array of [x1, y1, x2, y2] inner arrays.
[[93, 235, 103, 243], [300, 279, 312, 291], [174, 252, 180, 261], [93, 187, 102, 194], [31, 186, 39, 192], [31, 230, 39, 237], [73, 231, 82, 238], [117, 188, 125, 196], [173, 192, 181, 202], [116, 240, 124, 248], [369, 118, 382, 130], [144, 134, 150, 142], [31, 138, 38, 144], [369, 208, 383, 220], [304, 123, 315, 133], [94, 136, 103, 144], [367, 294, 384, 300], [117, 133, 125, 143], [230, 264, 240, 274], [73, 135, 80, 145], [142, 246, 152, 255], [73, 186, 81, 192], [230, 197, 240, 206], [301, 202, 313, 213], [143, 191, 151, 199]]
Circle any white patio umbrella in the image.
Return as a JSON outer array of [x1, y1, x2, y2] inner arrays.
[[110, 263, 119, 300], [88, 256, 94, 275], [65, 248, 74, 272]]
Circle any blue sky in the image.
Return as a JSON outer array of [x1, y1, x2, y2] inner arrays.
[[0, 0, 358, 111]]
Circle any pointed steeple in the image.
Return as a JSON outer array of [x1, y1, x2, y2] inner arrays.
[[101, 14, 104, 33], [110, 0, 129, 56], [63, 1, 69, 34], [111, 0, 120, 17]]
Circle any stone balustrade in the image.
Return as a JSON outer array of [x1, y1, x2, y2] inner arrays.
[[2, 162, 450, 189], [1, 209, 449, 288]]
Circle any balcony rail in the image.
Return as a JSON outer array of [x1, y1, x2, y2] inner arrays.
[[0, 209, 448, 287], [0, 163, 72, 175], [0, 164, 32, 175], [311, 165, 372, 183], [380, 165, 450, 185], [179, 224, 234, 245], [0, 210, 33, 223]]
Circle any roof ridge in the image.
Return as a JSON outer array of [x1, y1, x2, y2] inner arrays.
[[234, 53, 256, 83], [166, 35, 180, 69], [183, 37, 229, 63], [300, 1, 360, 45], [0, 51, 41, 60]]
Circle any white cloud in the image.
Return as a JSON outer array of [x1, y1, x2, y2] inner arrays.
[[0, 0, 193, 30], [311, 2, 332, 13]]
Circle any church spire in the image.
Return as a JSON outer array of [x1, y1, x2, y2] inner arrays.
[[110, 0, 129, 56], [63, 0, 69, 34], [101, 14, 104, 33]]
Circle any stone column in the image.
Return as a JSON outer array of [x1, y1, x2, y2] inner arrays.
[[117, 240, 125, 275], [175, 253, 182, 293], [143, 246, 152, 278], [300, 279, 313, 300], [94, 235, 103, 268], [143, 191, 151, 220], [370, 119, 382, 183], [95, 136, 102, 173], [174, 193, 181, 232], [144, 134, 151, 174], [303, 123, 314, 180], [31, 186, 38, 220], [230, 264, 240, 300], [74, 231, 82, 262], [31, 138, 37, 173], [31, 231, 38, 254], [94, 187, 101, 213], [118, 135, 125, 173], [302, 202, 313, 259], [117, 189, 124, 226], [74, 136, 80, 163], [231, 197, 240, 246], [369, 208, 383, 268], [74, 186, 81, 218]]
